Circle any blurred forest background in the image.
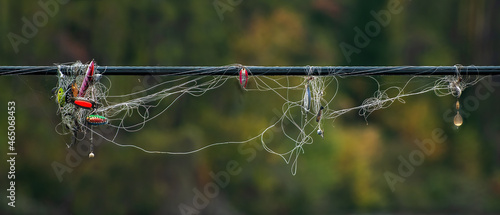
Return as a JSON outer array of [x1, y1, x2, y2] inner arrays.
[[1, 0, 500, 214]]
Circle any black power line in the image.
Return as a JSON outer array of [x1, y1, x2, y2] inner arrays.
[[0, 65, 499, 76]]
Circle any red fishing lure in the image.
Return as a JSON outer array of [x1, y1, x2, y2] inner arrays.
[[73, 99, 96, 109], [239, 67, 248, 88]]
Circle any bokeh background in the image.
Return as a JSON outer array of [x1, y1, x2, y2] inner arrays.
[[1, 0, 500, 214]]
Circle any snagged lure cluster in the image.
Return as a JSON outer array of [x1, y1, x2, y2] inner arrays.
[[60, 62, 98, 110], [302, 77, 324, 138], [53, 60, 105, 153], [55, 60, 97, 110]]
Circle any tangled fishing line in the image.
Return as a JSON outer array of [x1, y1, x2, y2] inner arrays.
[[51, 61, 483, 174]]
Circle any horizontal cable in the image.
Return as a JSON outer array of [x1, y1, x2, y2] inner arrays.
[[0, 65, 499, 76]]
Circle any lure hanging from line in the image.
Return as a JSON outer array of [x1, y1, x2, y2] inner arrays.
[[78, 60, 95, 97], [71, 81, 78, 97], [303, 83, 311, 112], [86, 115, 108, 126], [72, 98, 98, 109], [64, 80, 78, 103], [316, 106, 324, 122], [239, 67, 248, 88], [452, 76, 463, 127], [317, 129, 324, 139], [56, 88, 65, 106]]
